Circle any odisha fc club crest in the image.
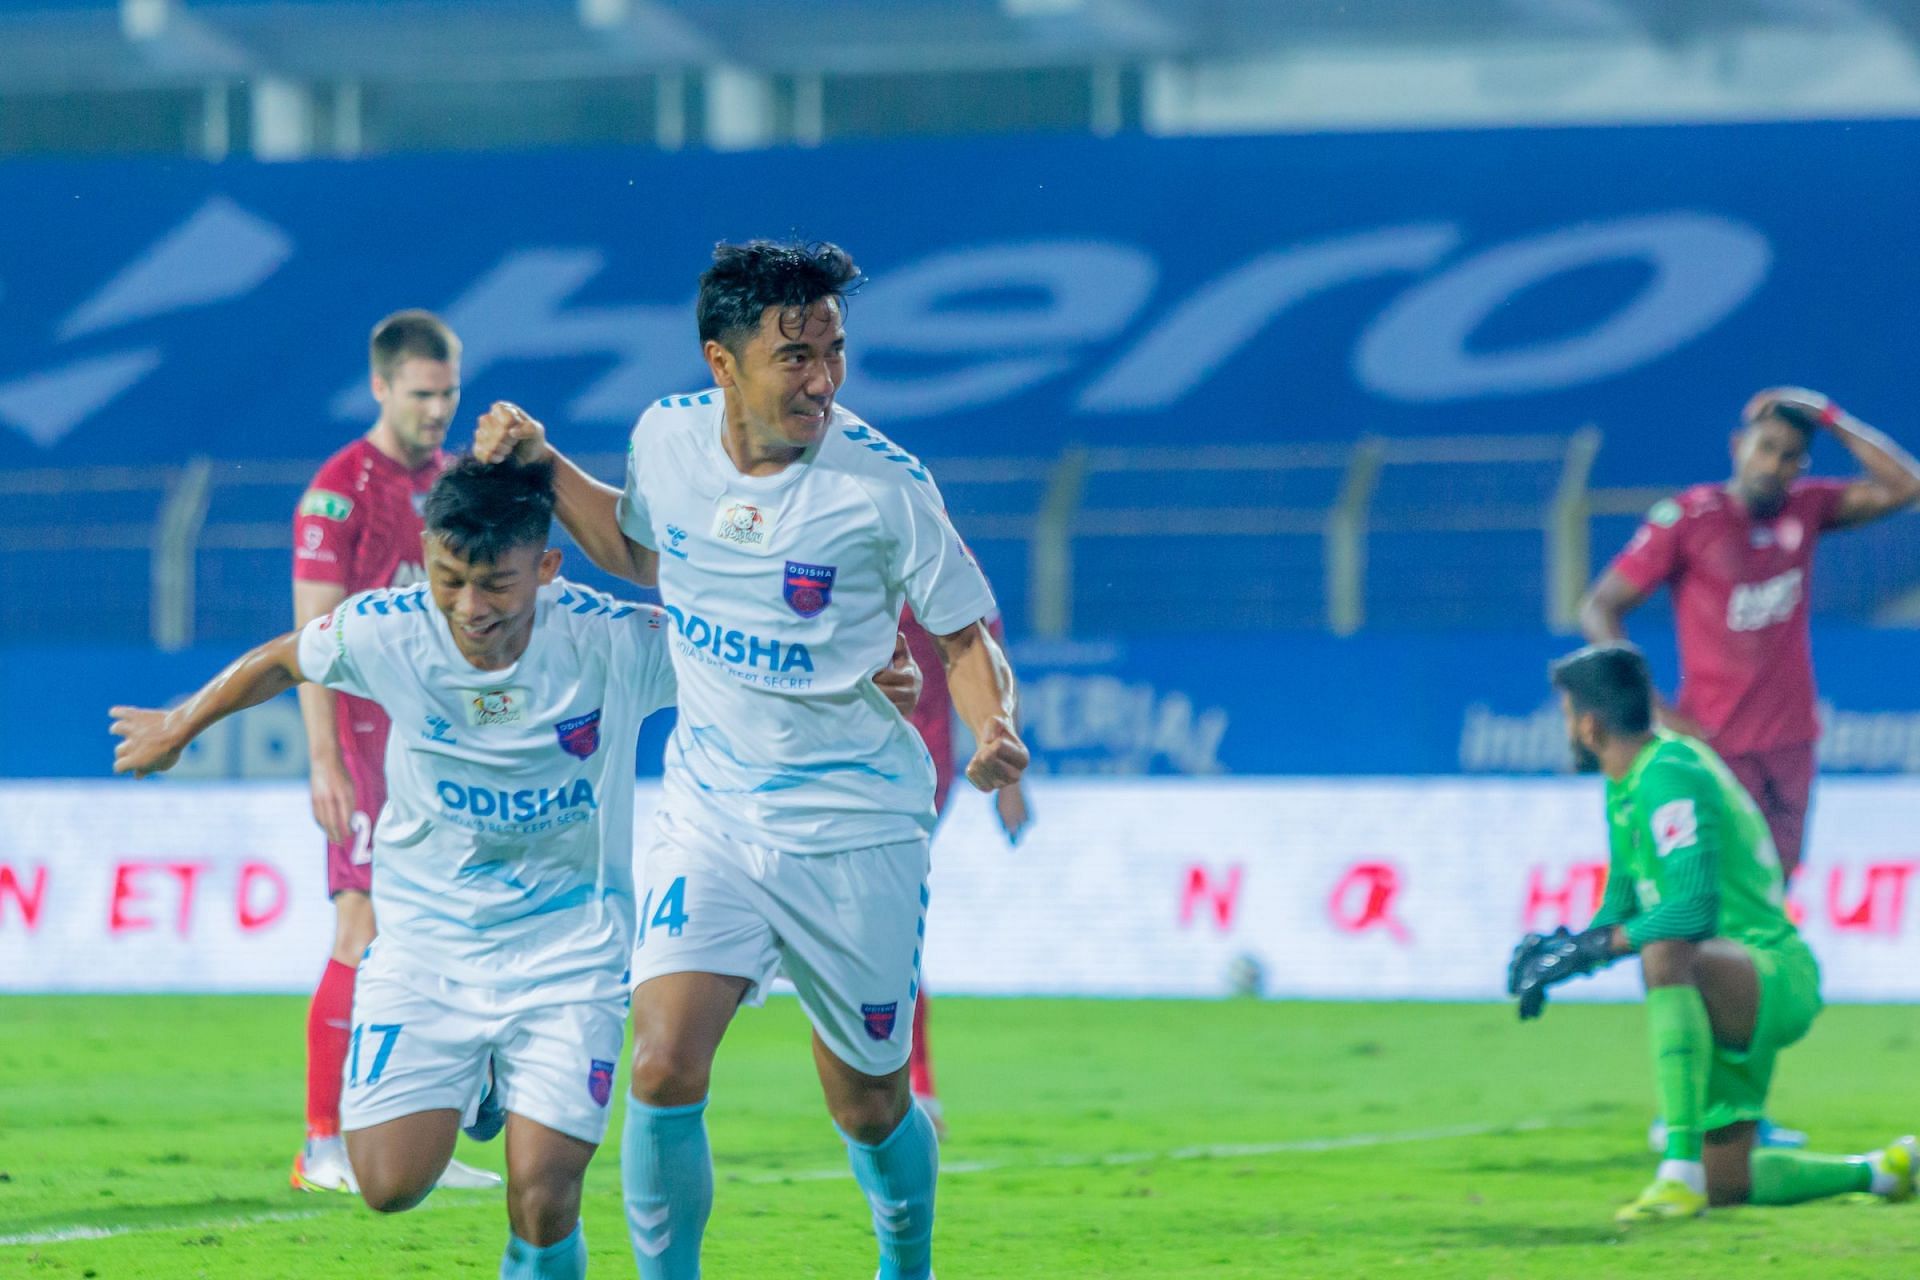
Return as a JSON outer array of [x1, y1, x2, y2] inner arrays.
[[783, 561, 836, 618], [860, 1001, 898, 1042], [555, 709, 602, 759], [588, 1058, 615, 1107]]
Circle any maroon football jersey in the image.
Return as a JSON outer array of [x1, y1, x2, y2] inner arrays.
[[1609, 478, 1848, 756], [294, 438, 446, 764]]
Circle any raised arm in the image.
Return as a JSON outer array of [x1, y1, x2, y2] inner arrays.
[[1755, 388, 1920, 528], [473, 401, 658, 586], [111, 632, 306, 777], [933, 620, 1028, 792]]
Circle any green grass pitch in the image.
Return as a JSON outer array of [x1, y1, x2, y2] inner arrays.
[[2, 995, 1915, 1278]]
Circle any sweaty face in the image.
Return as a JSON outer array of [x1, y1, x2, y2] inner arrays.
[[423, 535, 556, 668], [1561, 693, 1603, 775], [726, 300, 845, 451], [1731, 417, 1810, 518], [375, 358, 461, 461]]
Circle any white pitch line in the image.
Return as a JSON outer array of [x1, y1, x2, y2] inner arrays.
[[0, 1187, 492, 1249], [2, 1118, 1551, 1248], [0, 1207, 332, 1248], [732, 1117, 1553, 1184]]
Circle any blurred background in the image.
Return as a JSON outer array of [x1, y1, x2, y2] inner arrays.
[[3, 0, 1919, 1001]]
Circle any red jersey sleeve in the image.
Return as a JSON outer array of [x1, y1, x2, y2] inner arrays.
[[293, 460, 361, 585], [1798, 477, 1852, 532], [1609, 495, 1686, 595]]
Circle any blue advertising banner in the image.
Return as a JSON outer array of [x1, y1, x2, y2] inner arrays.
[[18, 624, 1918, 778], [1010, 627, 1920, 776], [2, 122, 1917, 483]]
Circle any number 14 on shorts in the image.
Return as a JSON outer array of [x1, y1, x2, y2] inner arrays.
[[636, 877, 689, 948]]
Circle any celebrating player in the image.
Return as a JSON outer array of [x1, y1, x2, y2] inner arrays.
[[290, 310, 496, 1193], [475, 239, 1027, 1280], [118, 457, 927, 1276], [1507, 643, 1914, 1225], [1580, 387, 1920, 886], [897, 605, 1030, 1135], [120, 459, 668, 1275]]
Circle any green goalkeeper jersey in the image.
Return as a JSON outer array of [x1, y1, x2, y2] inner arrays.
[[1588, 731, 1798, 952]]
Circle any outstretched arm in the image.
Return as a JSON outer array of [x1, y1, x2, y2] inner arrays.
[[111, 632, 305, 777], [473, 402, 658, 586], [934, 620, 1028, 792]]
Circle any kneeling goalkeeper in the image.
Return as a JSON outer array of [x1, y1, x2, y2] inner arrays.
[[1508, 642, 1913, 1224]]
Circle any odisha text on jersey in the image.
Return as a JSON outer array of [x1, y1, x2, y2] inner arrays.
[[663, 606, 816, 673]]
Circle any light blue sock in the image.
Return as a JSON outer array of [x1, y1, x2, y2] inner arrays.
[[622, 1094, 711, 1280], [500, 1222, 585, 1279], [843, 1104, 939, 1280]]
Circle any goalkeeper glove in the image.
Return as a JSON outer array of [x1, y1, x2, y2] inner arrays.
[[1506, 926, 1616, 1021]]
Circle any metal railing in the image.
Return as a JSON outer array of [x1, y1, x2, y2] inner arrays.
[[12, 427, 1895, 646], [1028, 430, 1593, 637]]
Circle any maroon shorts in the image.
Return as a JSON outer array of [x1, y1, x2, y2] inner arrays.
[[1719, 742, 1817, 882], [325, 745, 386, 898]]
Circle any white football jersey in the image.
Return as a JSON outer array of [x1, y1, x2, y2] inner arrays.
[[616, 391, 996, 852], [296, 578, 675, 1006]]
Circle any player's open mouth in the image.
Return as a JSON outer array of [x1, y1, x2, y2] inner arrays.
[[459, 619, 499, 639]]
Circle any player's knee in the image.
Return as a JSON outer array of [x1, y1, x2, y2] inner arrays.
[[348, 1143, 433, 1214], [830, 1086, 911, 1146], [629, 1040, 712, 1106], [358, 1173, 432, 1215], [507, 1175, 580, 1244], [1639, 938, 1700, 989]]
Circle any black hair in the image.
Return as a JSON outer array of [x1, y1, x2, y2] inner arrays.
[[1548, 642, 1655, 737], [425, 456, 554, 565], [1760, 403, 1820, 440], [696, 239, 863, 352]]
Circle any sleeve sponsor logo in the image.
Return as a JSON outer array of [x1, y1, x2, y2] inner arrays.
[[1651, 798, 1698, 857], [299, 489, 354, 521]]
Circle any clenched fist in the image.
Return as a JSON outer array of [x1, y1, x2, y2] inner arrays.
[[473, 401, 554, 466], [965, 715, 1030, 792]]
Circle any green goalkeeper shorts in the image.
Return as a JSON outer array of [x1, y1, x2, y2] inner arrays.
[[1704, 934, 1824, 1134]]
